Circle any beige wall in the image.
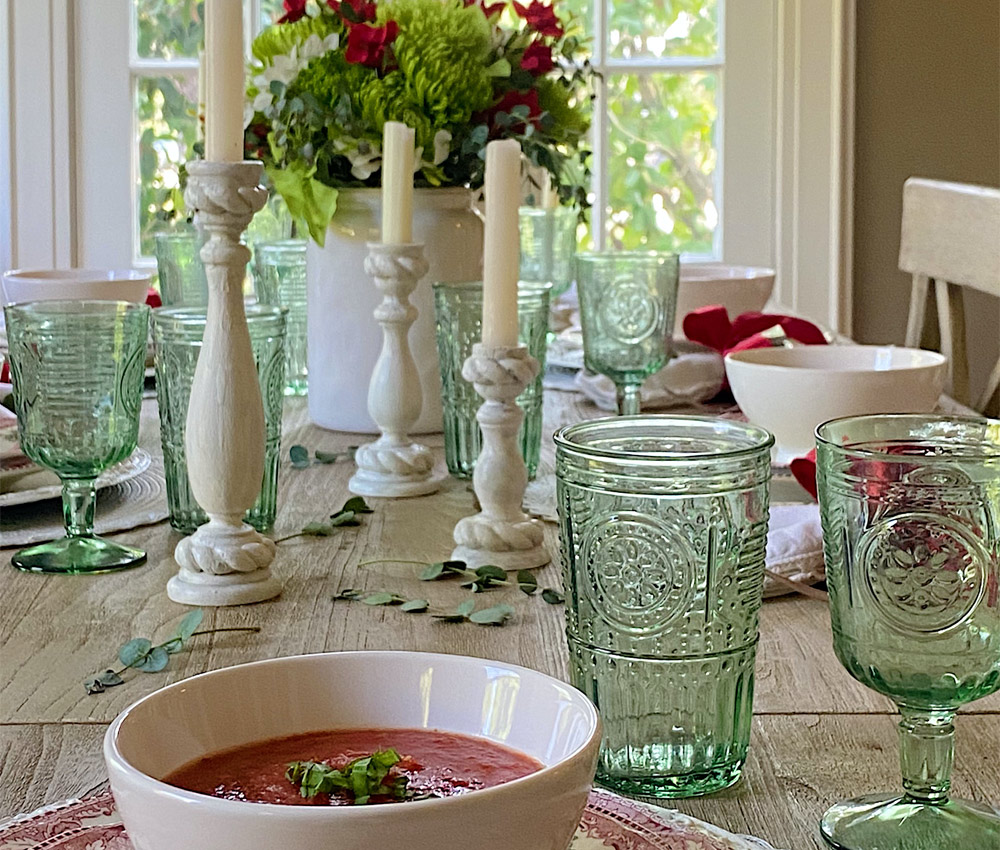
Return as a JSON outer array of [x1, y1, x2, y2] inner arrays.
[[853, 0, 1000, 408]]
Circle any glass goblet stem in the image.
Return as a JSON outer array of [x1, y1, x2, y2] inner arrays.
[[62, 478, 98, 538], [898, 708, 955, 804], [616, 384, 642, 416]]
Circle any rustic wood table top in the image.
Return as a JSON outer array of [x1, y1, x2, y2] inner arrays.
[[1, 392, 997, 850]]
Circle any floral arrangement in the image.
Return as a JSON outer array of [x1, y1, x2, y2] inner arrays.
[[245, 0, 594, 243]]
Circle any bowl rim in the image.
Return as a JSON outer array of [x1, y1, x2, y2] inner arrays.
[[2, 268, 151, 283], [104, 650, 602, 819], [725, 344, 947, 372], [678, 263, 776, 280]]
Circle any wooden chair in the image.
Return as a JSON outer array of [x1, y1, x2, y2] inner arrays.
[[899, 177, 1000, 414]]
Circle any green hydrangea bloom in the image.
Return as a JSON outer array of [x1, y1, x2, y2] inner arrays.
[[289, 51, 376, 113], [377, 0, 495, 127]]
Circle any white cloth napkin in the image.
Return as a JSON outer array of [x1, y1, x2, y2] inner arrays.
[[574, 341, 726, 410], [764, 503, 825, 595]]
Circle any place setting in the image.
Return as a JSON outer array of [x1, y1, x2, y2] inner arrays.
[[2, 3, 999, 850]]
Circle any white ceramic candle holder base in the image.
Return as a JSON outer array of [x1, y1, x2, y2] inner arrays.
[[452, 344, 549, 569], [349, 243, 445, 499], [167, 160, 281, 607]]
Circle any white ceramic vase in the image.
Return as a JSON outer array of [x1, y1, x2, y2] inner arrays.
[[307, 187, 484, 434]]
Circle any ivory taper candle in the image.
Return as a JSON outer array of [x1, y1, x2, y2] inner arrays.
[[381, 121, 414, 244], [482, 139, 521, 348], [205, 0, 244, 162]]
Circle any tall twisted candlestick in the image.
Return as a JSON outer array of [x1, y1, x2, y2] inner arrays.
[[349, 243, 444, 498], [452, 344, 549, 569], [167, 160, 280, 606]]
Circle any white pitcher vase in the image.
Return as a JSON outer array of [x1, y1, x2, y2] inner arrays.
[[307, 187, 483, 434]]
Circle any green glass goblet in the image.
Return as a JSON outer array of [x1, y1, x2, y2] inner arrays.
[[575, 251, 679, 415], [3, 300, 151, 573], [816, 414, 1000, 850]]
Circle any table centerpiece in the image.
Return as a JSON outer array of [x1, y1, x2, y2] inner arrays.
[[245, 0, 593, 432]]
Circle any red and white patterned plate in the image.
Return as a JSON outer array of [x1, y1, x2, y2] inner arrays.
[[0, 789, 779, 850]]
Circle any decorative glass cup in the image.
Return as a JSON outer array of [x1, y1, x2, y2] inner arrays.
[[152, 305, 287, 533], [254, 239, 308, 396], [555, 415, 773, 797], [3, 301, 150, 573], [816, 414, 1000, 850], [575, 252, 680, 416], [433, 280, 550, 480], [154, 229, 208, 307], [519, 206, 578, 297]]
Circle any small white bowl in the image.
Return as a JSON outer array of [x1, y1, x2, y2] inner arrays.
[[105, 651, 601, 850], [675, 263, 776, 336], [725, 345, 947, 464], [1, 269, 150, 306]]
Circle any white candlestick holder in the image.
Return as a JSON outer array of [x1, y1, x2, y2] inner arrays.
[[167, 160, 281, 607], [349, 242, 444, 498], [452, 344, 549, 569]]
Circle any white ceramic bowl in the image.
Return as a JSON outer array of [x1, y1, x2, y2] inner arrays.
[[725, 345, 947, 464], [1, 269, 150, 306], [675, 263, 776, 336], [105, 651, 601, 850]]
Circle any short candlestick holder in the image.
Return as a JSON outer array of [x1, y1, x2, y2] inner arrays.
[[167, 160, 280, 607], [350, 242, 444, 497], [452, 343, 549, 569]]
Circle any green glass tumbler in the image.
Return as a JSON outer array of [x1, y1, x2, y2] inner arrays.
[[433, 280, 550, 480], [519, 206, 577, 297], [254, 239, 308, 396], [154, 228, 208, 307], [816, 414, 1000, 850], [3, 300, 150, 573], [555, 415, 773, 797], [152, 305, 286, 533], [575, 251, 680, 416]]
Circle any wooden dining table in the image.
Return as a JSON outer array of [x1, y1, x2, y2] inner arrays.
[[1, 391, 998, 850]]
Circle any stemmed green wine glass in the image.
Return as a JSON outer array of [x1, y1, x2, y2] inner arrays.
[[575, 251, 679, 415], [816, 414, 1000, 849], [3, 300, 150, 573]]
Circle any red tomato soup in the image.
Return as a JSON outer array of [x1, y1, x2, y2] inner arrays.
[[163, 728, 543, 805]]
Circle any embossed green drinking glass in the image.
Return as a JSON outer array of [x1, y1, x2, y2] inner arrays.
[[555, 415, 773, 797], [3, 301, 150, 573], [816, 414, 1000, 849], [575, 252, 679, 416]]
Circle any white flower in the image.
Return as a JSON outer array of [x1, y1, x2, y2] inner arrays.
[[341, 142, 382, 180], [432, 130, 452, 165], [244, 32, 340, 126]]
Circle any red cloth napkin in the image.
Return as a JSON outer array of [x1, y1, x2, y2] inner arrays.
[[790, 448, 818, 501]]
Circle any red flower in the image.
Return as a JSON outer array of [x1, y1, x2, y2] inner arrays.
[[520, 41, 554, 75], [330, 0, 377, 24], [463, 0, 506, 15], [481, 88, 543, 133], [0, 359, 9, 384], [277, 0, 307, 24], [344, 20, 399, 68], [145, 287, 162, 309], [513, 1, 563, 38]]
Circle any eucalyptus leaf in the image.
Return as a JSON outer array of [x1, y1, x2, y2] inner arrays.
[[363, 592, 404, 606], [302, 521, 335, 536], [329, 510, 359, 527], [314, 449, 345, 464], [289, 444, 310, 469], [84, 669, 125, 694], [335, 588, 363, 600], [118, 638, 153, 668], [475, 565, 507, 583], [542, 588, 566, 605], [174, 609, 204, 642], [517, 570, 538, 595], [133, 646, 170, 673], [420, 562, 445, 581], [400, 599, 429, 613], [341, 496, 373, 514], [456, 599, 475, 617], [469, 604, 515, 626]]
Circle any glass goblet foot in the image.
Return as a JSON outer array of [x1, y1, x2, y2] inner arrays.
[[821, 793, 1000, 850], [12, 536, 147, 574]]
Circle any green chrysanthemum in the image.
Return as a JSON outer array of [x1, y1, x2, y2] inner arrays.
[[289, 50, 375, 113], [378, 0, 496, 127], [358, 75, 435, 150], [251, 12, 341, 65]]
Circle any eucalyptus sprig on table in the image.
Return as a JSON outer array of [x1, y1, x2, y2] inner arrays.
[[274, 496, 373, 544], [333, 559, 565, 627], [289, 444, 358, 469], [83, 610, 261, 695]]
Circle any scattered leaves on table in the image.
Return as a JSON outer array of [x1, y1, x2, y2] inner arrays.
[[289, 444, 358, 468], [83, 610, 261, 695], [275, 497, 374, 544]]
